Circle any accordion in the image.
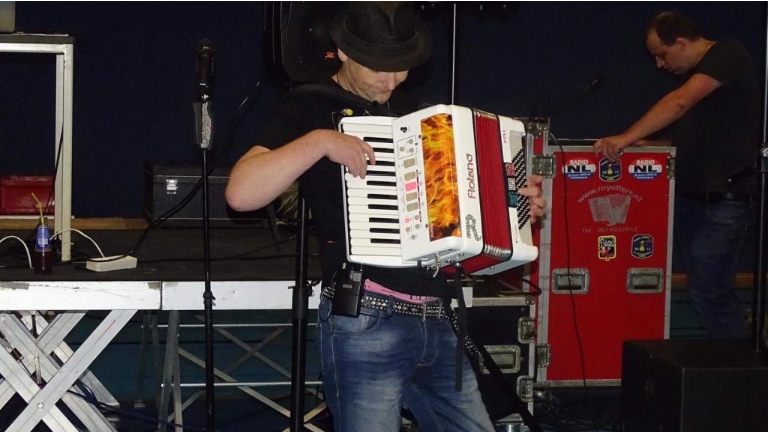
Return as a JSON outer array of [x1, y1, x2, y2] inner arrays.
[[339, 104, 537, 275]]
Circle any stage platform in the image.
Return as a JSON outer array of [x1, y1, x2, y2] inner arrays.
[[0, 220, 317, 284], [0, 221, 327, 432]]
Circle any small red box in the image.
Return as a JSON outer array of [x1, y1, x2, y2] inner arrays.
[[0, 176, 55, 215]]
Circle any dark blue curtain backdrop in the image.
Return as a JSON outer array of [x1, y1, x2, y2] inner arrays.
[[0, 2, 764, 217]]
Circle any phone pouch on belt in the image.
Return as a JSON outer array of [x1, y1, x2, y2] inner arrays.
[[332, 262, 365, 317]]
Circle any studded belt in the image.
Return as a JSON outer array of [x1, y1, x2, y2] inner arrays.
[[322, 286, 445, 319]]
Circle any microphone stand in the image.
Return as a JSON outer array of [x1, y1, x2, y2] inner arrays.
[[290, 193, 310, 432], [755, 146, 767, 351], [195, 93, 216, 430]]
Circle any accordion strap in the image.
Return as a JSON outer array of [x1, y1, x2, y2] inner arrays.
[[445, 296, 541, 432]]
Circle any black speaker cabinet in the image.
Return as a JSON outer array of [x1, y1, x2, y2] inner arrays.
[[263, 2, 349, 85], [622, 339, 768, 432], [143, 163, 274, 227]]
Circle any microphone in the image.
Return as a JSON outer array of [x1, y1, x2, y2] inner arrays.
[[194, 101, 214, 150], [197, 38, 215, 100]]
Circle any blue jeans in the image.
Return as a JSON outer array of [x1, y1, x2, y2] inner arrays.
[[317, 295, 494, 432], [674, 195, 754, 339]]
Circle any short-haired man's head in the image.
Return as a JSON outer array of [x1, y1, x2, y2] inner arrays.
[[646, 10, 700, 46]]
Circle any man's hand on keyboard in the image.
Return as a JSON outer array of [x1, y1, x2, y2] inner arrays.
[[322, 130, 377, 178]]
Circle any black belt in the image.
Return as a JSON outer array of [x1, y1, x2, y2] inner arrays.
[[322, 286, 445, 320], [683, 192, 754, 203]]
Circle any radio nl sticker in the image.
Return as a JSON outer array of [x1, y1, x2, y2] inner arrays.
[[629, 158, 663, 180], [563, 158, 596, 180]]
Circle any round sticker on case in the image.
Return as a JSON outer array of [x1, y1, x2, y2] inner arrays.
[[629, 158, 663, 180], [631, 234, 654, 259], [563, 158, 596, 180], [599, 158, 621, 182]]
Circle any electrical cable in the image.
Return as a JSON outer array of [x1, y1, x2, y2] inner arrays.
[[50, 228, 106, 258], [520, 277, 543, 296], [66, 388, 214, 432], [551, 135, 589, 391], [529, 133, 598, 432], [0, 236, 32, 269]]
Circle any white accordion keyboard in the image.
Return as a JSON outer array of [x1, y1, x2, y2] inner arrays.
[[339, 104, 537, 275]]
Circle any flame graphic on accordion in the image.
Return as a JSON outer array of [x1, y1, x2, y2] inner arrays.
[[420, 113, 461, 241]]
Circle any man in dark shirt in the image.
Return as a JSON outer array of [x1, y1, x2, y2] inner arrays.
[[594, 10, 758, 339], [226, 2, 546, 431]]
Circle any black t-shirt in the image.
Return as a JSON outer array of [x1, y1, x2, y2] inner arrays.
[[671, 39, 760, 194], [259, 78, 455, 298]]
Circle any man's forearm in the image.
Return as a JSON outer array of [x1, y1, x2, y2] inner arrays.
[[622, 92, 690, 144], [227, 132, 326, 212]]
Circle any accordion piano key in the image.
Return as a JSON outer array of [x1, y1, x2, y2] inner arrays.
[[345, 188, 397, 199], [346, 205, 398, 216], [339, 121, 393, 135], [344, 175, 397, 191], [347, 212, 398, 222], [349, 229, 400, 240], [347, 194, 396, 203], [349, 220, 400, 231], [364, 164, 396, 176], [350, 237, 401, 248]]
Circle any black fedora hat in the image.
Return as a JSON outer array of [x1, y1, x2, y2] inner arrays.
[[330, 2, 431, 72]]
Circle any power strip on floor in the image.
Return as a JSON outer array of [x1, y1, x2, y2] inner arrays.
[[86, 255, 138, 272]]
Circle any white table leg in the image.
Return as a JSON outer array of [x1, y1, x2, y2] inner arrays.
[[4, 310, 135, 432], [0, 314, 116, 431]]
